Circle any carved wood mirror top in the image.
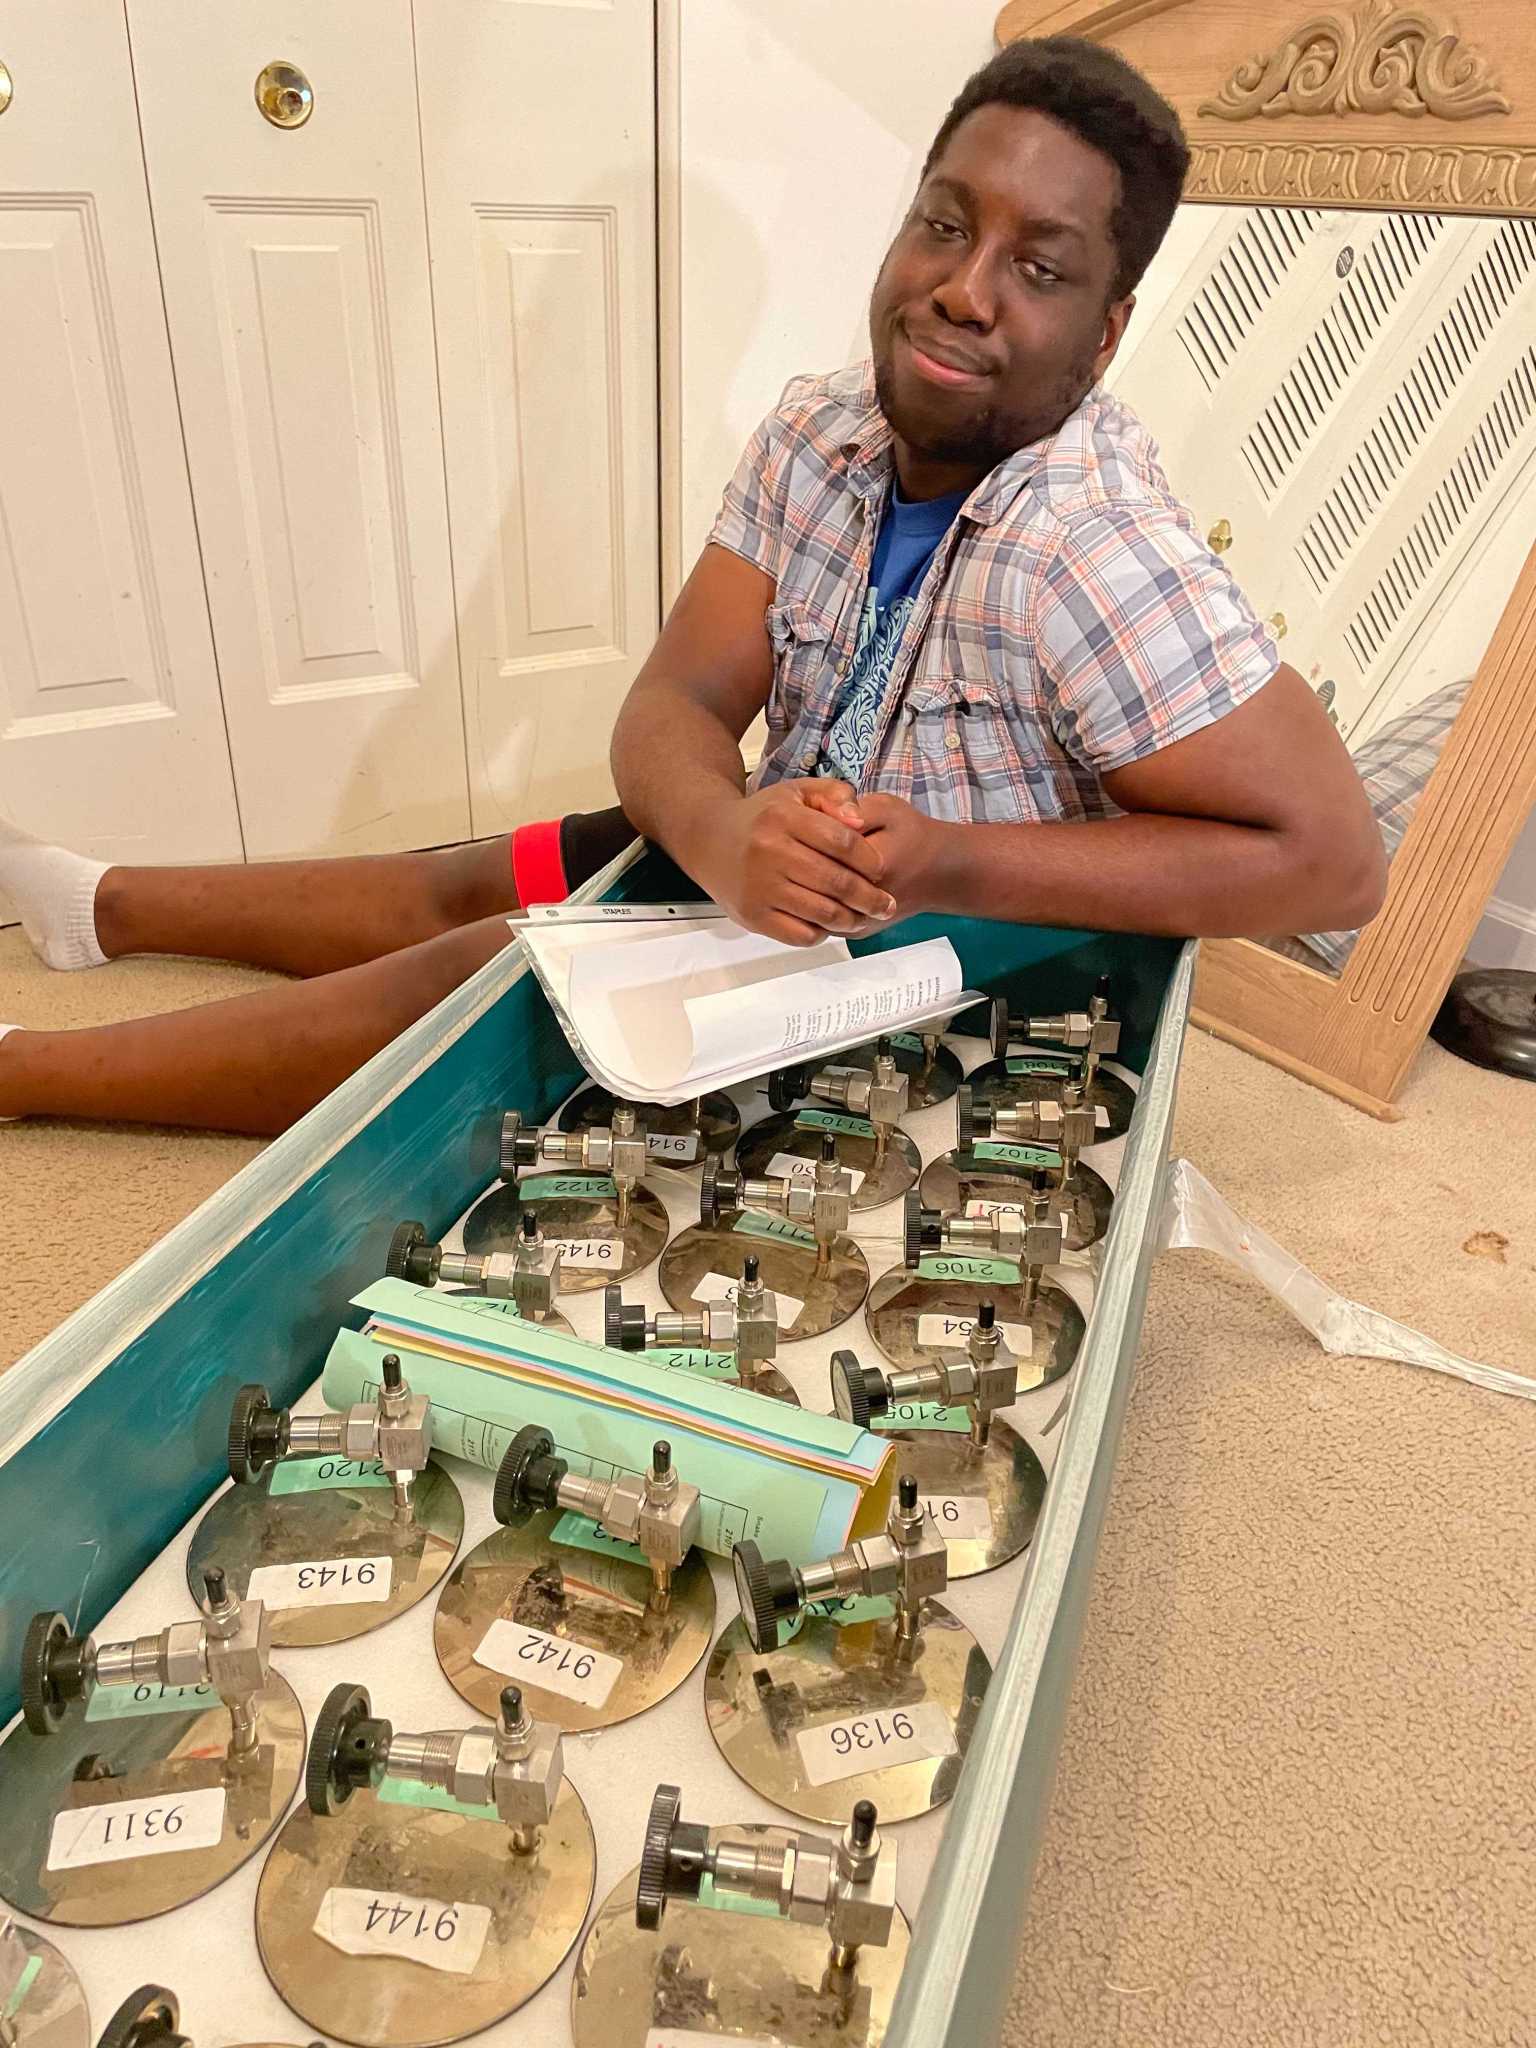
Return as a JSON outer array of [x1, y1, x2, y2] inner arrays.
[[995, 0, 1536, 1118]]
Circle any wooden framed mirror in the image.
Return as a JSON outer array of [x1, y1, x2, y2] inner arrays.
[[996, 0, 1536, 1118]]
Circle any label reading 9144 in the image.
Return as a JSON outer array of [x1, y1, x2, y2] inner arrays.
[[313, 1888, 491, 1976], [796, 1700, 956, 1787]]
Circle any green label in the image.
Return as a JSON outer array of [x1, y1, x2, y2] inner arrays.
[[974, 1141, 1061, 1169], [378, 1773, 497, 1822], [3, 1957, 42, 2022], [549, 1511, 645, 1562], [519, 1173, 617, 1201], [873, 1400, 971, 1435], [86, 1678, 217, 1723], [787, 1592, 894, 1640], [888, 1033, 926, 1055], [795, 1108, 873, 1140], [916, 1254, 1020, 1285], [698, 1872, 780, 1918], [734, 1210, 815, 1250], [1006, 1055, 1075, 1077], [269, 1455, 391, 1497], [648, 1346, 737, 1380]]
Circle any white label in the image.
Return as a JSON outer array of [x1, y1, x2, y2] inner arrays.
[[646, 1130, 699, 1162], [763, 1149, 866, 1197], [46, 1786, 226, 1871], [1095, 1104, 1110, 1128], [916, 1312, 1033, 1356], [963, 1199, 1027, 1222], [796, 1700, 956, 1787], [548, 1236, 623, 1271], [474, 1619, 621, 1708], [246, 1555, 392, 1610], [921, 1493, 994, 1541], [646, 2032, 777, 2048], [313, 1888, 490, 1977], [86, 1679, 216, 1724], [691, 1267, 805, 1330]]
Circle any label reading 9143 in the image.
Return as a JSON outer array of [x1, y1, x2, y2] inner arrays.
[[796, 1700, 956, 1787], [245, 1556, 392, 1610]]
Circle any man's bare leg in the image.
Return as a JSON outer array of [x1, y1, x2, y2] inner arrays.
[[0, 915, 516, 1135], [91, 837, 520, 977]]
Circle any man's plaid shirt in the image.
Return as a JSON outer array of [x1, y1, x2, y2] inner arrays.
[[709, 359, 1280, 824]]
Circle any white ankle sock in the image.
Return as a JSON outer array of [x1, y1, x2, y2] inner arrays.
[[0, 821, 108, 970]]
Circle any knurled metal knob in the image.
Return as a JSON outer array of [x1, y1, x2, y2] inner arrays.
[[227, 1382, 289, 1485], [95, 1985, 183, 2048], [767, 1063, 810, 1114], [636, 1783, 684, 1930], [20, 1611, 81, 1735], [386, 1219, 437, 1286], [700, 1154, 740, 1229], [306, 1681, 383, 1817], [492, 1423, 566, 1524], [829, 1349, 885, 1429], [603, 1283, 648, 1351], [732, 1540, 803, 1654]]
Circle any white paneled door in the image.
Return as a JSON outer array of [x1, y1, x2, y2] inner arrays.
[[0, 2, 243, 867], [125, 1, 471, 859], [415, 0, 659, 834]]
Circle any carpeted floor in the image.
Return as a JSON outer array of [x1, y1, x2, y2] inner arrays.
[[3, 922, 1534, 2044]]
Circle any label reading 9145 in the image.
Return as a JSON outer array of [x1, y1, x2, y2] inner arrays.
[[796, 1700, 956, 1787]]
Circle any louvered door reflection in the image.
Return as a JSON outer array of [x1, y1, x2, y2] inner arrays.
[[1111, 205, 1536, 744]]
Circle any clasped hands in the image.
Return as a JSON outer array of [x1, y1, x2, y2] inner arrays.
[[692, 778, 951, 947]]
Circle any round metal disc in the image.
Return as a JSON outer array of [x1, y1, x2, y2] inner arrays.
[[735, 1114, 920, 1211], [875, 1421, 1046, 1578], [703, 1604, 992, 1824], [0, 1920, 90, 2048], [433, 1515, 717, 1730], [833, 1034, 963, 1111], [918, 1152, 1114, 1253], [0, 1674, 304, 1925], [462, 1179, 669, 1290], [658, 1224, 868, 1341], [962, 1058, 1135, 1140], [864, 1266, 1085, 1387], [186, 1461, 463, 1648], [255, 1777, 596, 2047], [1431, 967, 1536, 1081], [558, 1086, 741, 1166], [571, 1826, 913, 2048]]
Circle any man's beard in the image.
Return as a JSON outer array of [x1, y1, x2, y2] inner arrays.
[[873, 338, 1101, 472]]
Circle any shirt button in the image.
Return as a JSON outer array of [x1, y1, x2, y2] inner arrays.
[[802, 752, 818, 769], [944, 732, 962, 751]]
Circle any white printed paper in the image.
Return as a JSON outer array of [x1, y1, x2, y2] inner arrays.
[[691, 1268, 805, 1329], [796, 1699, 956, 1787], [547, 1237, 623, 1271], [764, 1150, 866, 1197], [916, 1312, 1033, 1356], [313, 1888, 490, 1977], [921, 1493, 994, 1541], [46, 1786, 226, 1871], [246, 1555, 392, 1610], [646, 1130, 700, 1162], [474, 1619, 621, 1708]]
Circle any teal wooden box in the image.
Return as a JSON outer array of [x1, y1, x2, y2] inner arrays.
[[0, 843, 1191, 2048]]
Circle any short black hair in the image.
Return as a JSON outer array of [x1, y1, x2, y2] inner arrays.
[[923, 36, 1190, 304]]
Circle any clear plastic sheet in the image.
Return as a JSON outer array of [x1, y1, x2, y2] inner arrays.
[[1157, 1156, 1536, 1403]]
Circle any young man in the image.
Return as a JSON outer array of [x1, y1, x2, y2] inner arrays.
[[0, 37, 1382, 1136]]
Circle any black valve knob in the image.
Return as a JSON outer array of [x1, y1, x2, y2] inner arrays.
[[603, 1283, 649, 1351], [741, 1253, 760, 1291], [202, 1566, 228, 1612], [386, 1220, 439, 1287], [635, 1783, 711, 1930], [849, 1799, 878, 1850], [700, 1154, 740, 1229], [899, 1474, 919, 1512], [95, 1985, 189, 2048], [381, 1353, 403, 1393], [227, 1382, 291, 1486], [492, 1423, 568, 1524], [767, 1062, 811, 1114], [306, 1681, 391, 1817], [829, 1349, 888, 1429], [988, 994, 1011, 1061], [20, 1611, 90, 1734], [956, 1083, 994, 1152], [499, 1110, 541, 1180], [820, 1133, 837, 1164], [902, 1189, 943, 1268], [732, 1540, 804, 1655]]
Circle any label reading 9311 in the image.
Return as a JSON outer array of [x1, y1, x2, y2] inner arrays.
[[796, 1700, 956, 1787], [47, 1786, 227, 1871]]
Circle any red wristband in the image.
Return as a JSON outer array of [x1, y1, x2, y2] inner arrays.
[[510, 818, 568, 906]]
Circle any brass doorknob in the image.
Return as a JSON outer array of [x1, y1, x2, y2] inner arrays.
[[0, 61, 14, 117], [254, 61, 313, 129], [1207, 517, 1233, 555]]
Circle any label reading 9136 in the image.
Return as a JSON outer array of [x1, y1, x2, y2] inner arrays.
[[796, 1700, 956, 1787]]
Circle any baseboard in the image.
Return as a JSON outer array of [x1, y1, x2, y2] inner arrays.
[[1466, 893, 1536, 972]]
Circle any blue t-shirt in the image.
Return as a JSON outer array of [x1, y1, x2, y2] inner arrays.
[[820, 476, 970, 783]]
